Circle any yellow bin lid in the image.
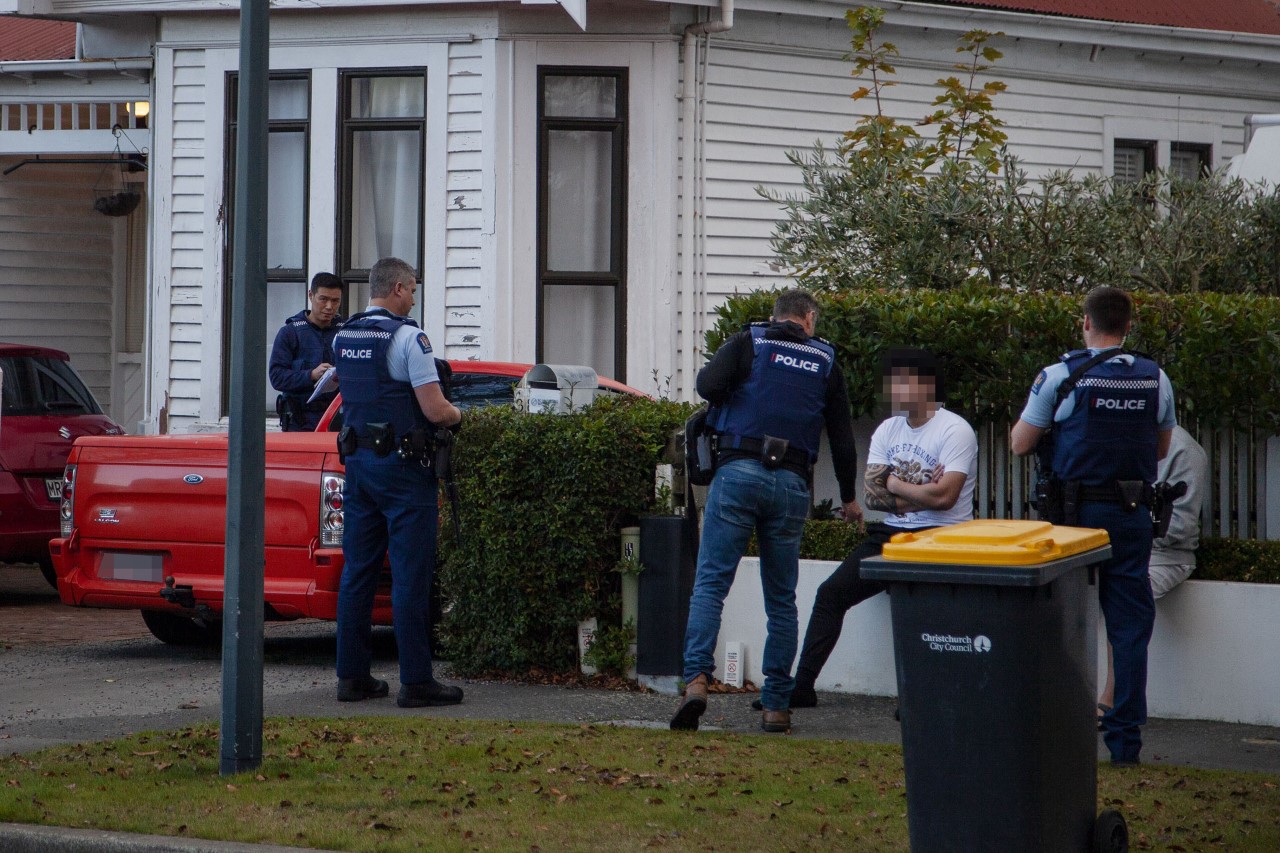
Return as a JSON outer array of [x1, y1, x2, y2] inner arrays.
[[879, 519, 1110, 566]]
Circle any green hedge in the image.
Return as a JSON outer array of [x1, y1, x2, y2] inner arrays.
[[785, 527, 1279, 584], [708, 289, 1280, 431], [438, 396, 693, 675], [1195, 538, 1280, 584]]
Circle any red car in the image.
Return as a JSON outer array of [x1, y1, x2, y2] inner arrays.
[[1, 343, 125, 586], [49, 361, 641, 644]]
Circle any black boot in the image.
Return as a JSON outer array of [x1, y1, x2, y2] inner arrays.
[[398, 679, 464, 708], [336, 675, 389, 702]]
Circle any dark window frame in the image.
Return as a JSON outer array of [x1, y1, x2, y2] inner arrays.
[[221, 70, 313, 416], [336, 67, 428, 303], [535, 66, 628, 379]]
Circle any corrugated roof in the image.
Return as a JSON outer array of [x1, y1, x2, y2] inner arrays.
[[0, 18, 76, 62], [927, 0, 1280, 36]]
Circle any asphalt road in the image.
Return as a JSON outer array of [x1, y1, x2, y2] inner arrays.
[[3, 562, 1280, 776]]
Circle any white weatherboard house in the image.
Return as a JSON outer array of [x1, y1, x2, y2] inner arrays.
[[1, 0, 1279, 439]]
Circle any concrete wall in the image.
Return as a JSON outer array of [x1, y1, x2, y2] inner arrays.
[[719, 559, 1280, 727]]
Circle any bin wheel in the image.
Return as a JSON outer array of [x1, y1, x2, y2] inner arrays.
[[1092, 809, 1128, 853]]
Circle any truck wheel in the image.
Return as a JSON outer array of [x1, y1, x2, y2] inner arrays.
[[1092, 809, 1128, 853], [38, 558, 58, 590], [142, 610, 221, 646]]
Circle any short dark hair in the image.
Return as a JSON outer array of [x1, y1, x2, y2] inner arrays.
[[772, 289, 819, 324], [883, 347, 946, 403], [310, 272, 342, 293], [1084, 286, 1132, 336], [368, 257, 417, 299]]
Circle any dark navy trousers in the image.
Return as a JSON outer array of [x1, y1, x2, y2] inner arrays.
[[337, 448, 438, 686], [1081, 501, 1155, 764]]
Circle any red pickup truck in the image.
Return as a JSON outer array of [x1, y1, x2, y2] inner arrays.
[[48, 362, 639, 644]]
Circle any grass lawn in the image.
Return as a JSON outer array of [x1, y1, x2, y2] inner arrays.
[[2, 717, 1278, 851]]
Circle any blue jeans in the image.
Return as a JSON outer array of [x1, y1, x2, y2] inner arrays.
[[337, 449, 439, 686], [1082, 501, 1155, 764], [682, 458, 810, 711]]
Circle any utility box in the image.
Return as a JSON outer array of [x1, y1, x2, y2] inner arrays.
[[862, 519, 1123, 853], [514, 364, 601, 414]]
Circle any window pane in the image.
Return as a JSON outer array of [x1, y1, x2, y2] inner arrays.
[[349, 129, 422, 269], [1113, 145, 1148, 184], [350, 76, 424, 118], [547, 130, 612, 272], [1170, 147, 1207, 182], [267, 130, 306, 271], [269, 78, 309, 120], [544, 75, 616, 118], [541, 284, 615, 378], [264, 281, 308, 411]]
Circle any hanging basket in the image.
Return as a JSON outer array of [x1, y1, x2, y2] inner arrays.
[[93, 190, 142, 217]]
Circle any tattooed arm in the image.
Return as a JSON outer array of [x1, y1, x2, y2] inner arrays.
[[865, 464, 923, 514]]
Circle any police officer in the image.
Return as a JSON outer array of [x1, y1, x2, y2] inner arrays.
[[269, 272, 344, 431], [332, 257, 463, 708], [1011, 285, 1175, 767], [670, 289, 862, 734]]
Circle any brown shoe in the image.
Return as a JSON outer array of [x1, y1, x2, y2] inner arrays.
[[761, 708, 791, 733], [670, 673, 709, 731]]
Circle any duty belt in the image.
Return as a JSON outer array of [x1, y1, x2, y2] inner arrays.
[[1070, 481, 1153, 509], [721, 434, 812, 469]]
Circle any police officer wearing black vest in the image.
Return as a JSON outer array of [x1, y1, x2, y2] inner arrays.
[[1011, 285, 1176, 767], [332, 257, 463, 708], [269, 272, 345, 431], [671, 289, 862, 734]]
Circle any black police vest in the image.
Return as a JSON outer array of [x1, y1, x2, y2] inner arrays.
[[710, 323, 835, 463], [333, 310, 428, 439], [1050, 349, 1161, 486], [282, 310, 342, 409]]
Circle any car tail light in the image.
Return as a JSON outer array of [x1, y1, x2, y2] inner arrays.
[[320, 472, 345, 547], [59, 464, 76, 537]]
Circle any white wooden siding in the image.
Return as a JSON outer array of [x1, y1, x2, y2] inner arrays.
[[696, 17, 1280, 316], [163, 48, 209, 429], [444, 38, 486, 357], [0, 161, 114, 404]]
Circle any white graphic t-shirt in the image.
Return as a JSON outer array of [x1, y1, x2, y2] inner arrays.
[[868, 407, 978, 528]]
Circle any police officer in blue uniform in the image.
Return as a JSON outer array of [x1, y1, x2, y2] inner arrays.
[[671, 289, 863, 734], [332, 257, 463, 708], [1011, 285, 1176, 767], [269, 272, 345, 431]]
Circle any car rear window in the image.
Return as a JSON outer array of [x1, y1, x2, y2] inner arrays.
[[0, 355, 102, 416]]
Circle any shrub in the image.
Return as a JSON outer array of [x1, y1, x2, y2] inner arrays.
[[1195, 538, 1280, 584], [438, 396, 692, 676], [707, 288, 1280, 432]]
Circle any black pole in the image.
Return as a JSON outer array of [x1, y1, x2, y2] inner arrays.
[[221, 0, 269, 777]]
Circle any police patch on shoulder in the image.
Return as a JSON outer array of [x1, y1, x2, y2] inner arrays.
[[1030, 370, 1047, 395], [416, 333, 433, 355]]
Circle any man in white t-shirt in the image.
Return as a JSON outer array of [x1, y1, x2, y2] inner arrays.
[[788, 348, 977, 708]]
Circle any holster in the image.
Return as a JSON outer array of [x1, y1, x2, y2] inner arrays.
[[336, 426, 358, 464], [1151, 480, 1188, 538], [397, 428, 431, 463], [1035, 474, 1065, 525], [367, 423, 395, 457], [276, 394, 293, 432], [760, 435, 790, 470], [433, 427, 455, 478]]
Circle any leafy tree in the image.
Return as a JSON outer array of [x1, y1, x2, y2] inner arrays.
[[761, 6, 1280, 296]]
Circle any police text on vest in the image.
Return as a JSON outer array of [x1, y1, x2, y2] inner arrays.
[[771, 353, 820, 373], [1094, 398, 1145, 411]]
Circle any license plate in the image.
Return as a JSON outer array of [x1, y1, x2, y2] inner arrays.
[[45, 478, 64, 501], [99, 552, 165, 583]]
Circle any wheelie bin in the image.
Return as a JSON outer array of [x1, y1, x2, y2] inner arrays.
[[861, 519, 1128, 853]]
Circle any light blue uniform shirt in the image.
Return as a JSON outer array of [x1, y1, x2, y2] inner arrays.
[[362, 306, 440, 389]]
